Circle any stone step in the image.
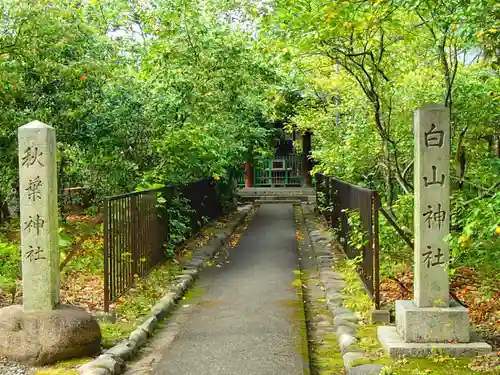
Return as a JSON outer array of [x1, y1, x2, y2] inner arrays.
[[239, 195, 315, 203], [255, 199, 302, 204]]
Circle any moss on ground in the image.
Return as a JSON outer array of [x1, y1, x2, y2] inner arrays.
[[33, 357, 92, 375], [333, 256, 374, 322], [35, 370, 79, 375], [379, 355, 497, 374], [35, 211, 246, 374], [315, 226, 498, 374], [180, 284, 206, 303], [294, 205, 345, 375], [113, 261, 183, 323], [99, 321, 136, 348], [310, 332, 345, 374]]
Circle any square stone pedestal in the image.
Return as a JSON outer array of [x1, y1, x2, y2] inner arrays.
[[378, 300, 492, 358], [377, 326, 492, 358], [396, 300, 469, 343]]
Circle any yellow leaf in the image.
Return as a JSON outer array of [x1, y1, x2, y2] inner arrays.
[[489, 28, 497, 33]]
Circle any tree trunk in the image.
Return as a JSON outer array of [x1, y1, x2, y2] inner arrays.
[[497, 135, 500, 158], [373, 104, 394, 208], [0, 198, 10, 224], [382, 136, 394, 207]]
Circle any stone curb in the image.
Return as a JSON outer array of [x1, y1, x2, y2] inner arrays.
[[291, 205, 312, 375], [78, 205, 253, 375], [301, 204, 383, 375]]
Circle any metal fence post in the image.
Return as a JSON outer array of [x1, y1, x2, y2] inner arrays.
[[325, 177, 331, 225], [130, 195, 138, 278], [103, 198, 110, 313], [372, 191, 381, 309], [364, 192, 374, 299]]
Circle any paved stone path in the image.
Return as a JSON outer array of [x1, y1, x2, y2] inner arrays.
[[152, 204, 306, 375]]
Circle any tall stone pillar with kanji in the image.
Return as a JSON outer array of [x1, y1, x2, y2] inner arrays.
[[377, 104, 491, 357], [0, 121, 101, 366], [18, 121, 60, 311], [413, 105, 450, 308]]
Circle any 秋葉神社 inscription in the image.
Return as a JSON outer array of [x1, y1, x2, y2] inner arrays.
[[0, 120, 102, 366], [18, 121, 60, 312]]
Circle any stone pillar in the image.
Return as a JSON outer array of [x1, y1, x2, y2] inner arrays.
[[377, 104, 491, 357], [0, 121, 101, 366], [413, 104, 450, 308], [18, 121, 59, 312]]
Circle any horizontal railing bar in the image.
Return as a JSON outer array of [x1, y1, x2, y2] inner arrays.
[[104, 178, 213, 201], [322, 176, 375, 194]]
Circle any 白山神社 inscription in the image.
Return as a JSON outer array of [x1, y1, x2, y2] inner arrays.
[[414, 110, 450, 308], [377, 105, 491, 355]]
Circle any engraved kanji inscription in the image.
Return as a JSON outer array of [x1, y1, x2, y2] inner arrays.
[[422, 246, 446, 268], [424, 123, 445, 148], [22, 146, 44, 167], [423, 204, 446, 230], [25, 176, 42, 202], [24, 214, 45, 235], [423, 165, 445, 187], [25, 245, 45, 262]]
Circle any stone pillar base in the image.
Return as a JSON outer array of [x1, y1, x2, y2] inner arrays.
[[377, 326, 491, 358], [377, 300, 492, 358], [396, 300, 469, 343], [0, 304, 101, 365]]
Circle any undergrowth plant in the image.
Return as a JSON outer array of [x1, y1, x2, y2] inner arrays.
[[344, 209, 368, 251], [165, 194, 195, 258], [0, 239, 20, 304], [335, 255, 374, 322]]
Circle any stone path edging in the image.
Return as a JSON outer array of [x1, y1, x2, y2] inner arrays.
[[302, 206, 383, 375], [78, 205, 253, 375]]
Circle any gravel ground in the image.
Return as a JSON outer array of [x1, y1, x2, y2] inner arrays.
[[0, 357, 30, 375]]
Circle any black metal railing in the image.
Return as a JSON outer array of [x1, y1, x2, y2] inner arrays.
[[103, 179, 222, 311], [315, 174, 380, 309]]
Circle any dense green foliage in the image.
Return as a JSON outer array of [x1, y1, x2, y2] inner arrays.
[[0, 0, 283, 298], [0, 0, 280, 214], [265, 0, 499, 276], [0, 0, 498, 292]]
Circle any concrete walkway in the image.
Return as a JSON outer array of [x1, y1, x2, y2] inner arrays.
[[152, 204, 307, 375]]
